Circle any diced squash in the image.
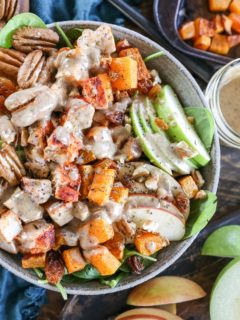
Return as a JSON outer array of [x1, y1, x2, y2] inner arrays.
[[179, 21, 196, 40], [148, 84, 161, 98], [88, 168, 116, 206], [84, 245, 121, 276], [229, 12, 240, 32], [104, 232, 125, 260], [222, 15, 232, 34], [110, 186, 129, 204], [194, 35, 211, 51], [79, 217, 114, 247], [110, 57, 138, 91], [194, 18, 215, 38], [78, 165, 94, 199], [229, 0, 240, 14], [178, 175, 198, 199], [134, 230, 169, 256], [93, 158, 117, 170], [213, 14, 224, 33], [228, 34, 240, 47], [209, 34, 230, 54], [119, 48, 150, 81], [80, 74, 113, 109], [209, 0, 231, 11], [78, 150, 96, 165], [22, 252, 46, 269], [62, 247, 86, 273]]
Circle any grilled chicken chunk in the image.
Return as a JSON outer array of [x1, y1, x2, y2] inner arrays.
[[0, 239, 18, 254], [22, 177, 52, 204], [0, 210, 22, 242], [16, 219, 55, 254], [45, 201, 74, 226], [4, 187, 44, 223]]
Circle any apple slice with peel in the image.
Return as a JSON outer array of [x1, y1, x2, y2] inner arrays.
[[115, 308, 182, 320], [210, 258, 240, 320], [156, 304, 177, 315], [127, 207, 185, 241], [127, 276, 206, 306]]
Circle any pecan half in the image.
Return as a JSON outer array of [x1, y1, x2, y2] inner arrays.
[[0, 143, 25, 185], [45, 251, 65, 285], [12, 27, 59, 54], [127, 256, 144, 274], [18, 50, 52, 89], [0, 0, 19, 21], [0, 48, 25, 81]]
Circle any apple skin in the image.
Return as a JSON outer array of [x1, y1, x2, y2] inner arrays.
[[156, 304, 177, 315], [210, 258, 240, 320], [127, 276, 206, 306], [115, 307, 182, 320]]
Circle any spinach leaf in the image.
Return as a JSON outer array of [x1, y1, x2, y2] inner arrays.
[[72, 264, 101, 280], [66, 27, 84, 43], [185, 107, 215, 151], [123, 247, 157, 262], [100, 272, 127, 288], [184, 191, 217, 238], [55, 23, 74, 49], [0, 13, 46, 48], [144, 51, 164, 62]]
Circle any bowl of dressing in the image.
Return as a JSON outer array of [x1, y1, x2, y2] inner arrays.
[[206, 59, 240, 149]]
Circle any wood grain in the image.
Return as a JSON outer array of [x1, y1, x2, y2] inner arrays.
[[38, 2, 240, 320]]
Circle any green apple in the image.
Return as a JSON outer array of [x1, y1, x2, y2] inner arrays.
[[210, 258, 240, 320], [154, 85, 210, 166], [202, 225, 240, 258]]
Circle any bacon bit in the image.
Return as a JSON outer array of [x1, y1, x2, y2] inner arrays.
[[105, 111, 124, 125], [148, 84, 161, 98], [155, 118, 169, 131], [45, 251, 65, 285], [137, 78, 153, 94], [116, 39, 131, 52]]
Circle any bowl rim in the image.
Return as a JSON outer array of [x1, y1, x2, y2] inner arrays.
[[0, 20, 220, 295]]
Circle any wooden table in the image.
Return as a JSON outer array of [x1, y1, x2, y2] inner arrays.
[[37, 2, 240, 319]]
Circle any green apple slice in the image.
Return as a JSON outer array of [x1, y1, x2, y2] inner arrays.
[[154, 85, 210, 166], [138, 102, 152, 134], [130, 103, 173, 174], [210, 258, 240, 320], [202, 225, 240, 258]]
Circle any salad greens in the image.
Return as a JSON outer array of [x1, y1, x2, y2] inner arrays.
[[144, 51, 165, 62], [0, 13, 46, 48], [184, 191, 217, 238], [66, 27, 84, 43], [185, 107, 215, 152], [55, 23, 74, 49], [202, 225, 240, 258]]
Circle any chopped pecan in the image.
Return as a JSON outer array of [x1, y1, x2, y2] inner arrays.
[[0, 0, 19, 21], [18, 50, 51, 89], [45, 251, 65, 285], [12, 27, 59, 54], [0, 48, 25, 81], [137, 78, 153, 94], [105, 111, 124, 125], [115, 217, 136, 238], [0, 143, 25, 185], [127, 256, 144, 274]]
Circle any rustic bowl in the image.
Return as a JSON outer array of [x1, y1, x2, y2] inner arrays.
[[0, 21, 220, 295]]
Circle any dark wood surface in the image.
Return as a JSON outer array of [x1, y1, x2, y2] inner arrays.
[[37, 2, 240, 319]]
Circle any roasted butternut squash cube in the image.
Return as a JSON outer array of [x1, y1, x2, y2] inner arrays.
[[119, 48, 150, 81], [194, 18, 215, 38], [110, 57, 138, 91], [84, 245, 121, 276], [79, 165, 94, 199], [78, 150, 96, 165], [80, 74, 113, 109], [213, 14, 224, 33], [209, 0, 231, 11], [104, 232, 125, 260], [194, 35, 211, 51], [179, 21, 196, 40], [22, 252, 46, 269], [229, 12, 240, 33], [110, 186, 129, 204], [134, 230, 169, 256], [88, 168, 116, 206], [79, 217, 114, 248], [228, 34, 240, 47], [209, 34, 230, 55], [178, 175, 198, 199], [230, 0, 240, 14], [222, 15, 232, 34], [62, 247, 86, 273], [93, 158, 117, 170]]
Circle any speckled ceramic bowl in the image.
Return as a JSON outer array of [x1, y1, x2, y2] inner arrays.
[[0, 21, 220, 295]]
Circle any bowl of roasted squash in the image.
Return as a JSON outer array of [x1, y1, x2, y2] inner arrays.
[[0, 14, 220, 296]]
